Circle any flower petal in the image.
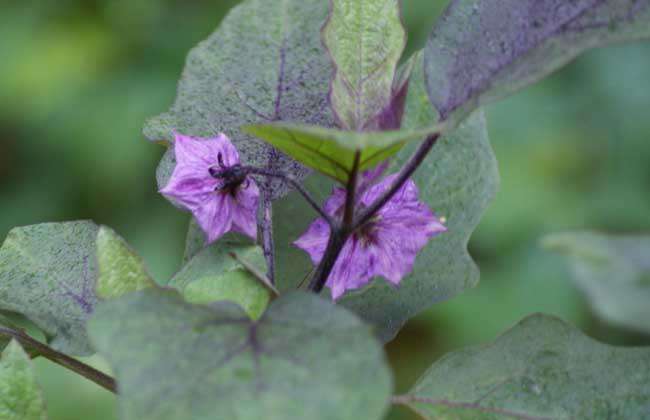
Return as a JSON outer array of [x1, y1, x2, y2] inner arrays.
[[231, 179, 260, 240], [193, 192, 234, 244], [294, 219, 331, 265], [327, 238, 377, 300]]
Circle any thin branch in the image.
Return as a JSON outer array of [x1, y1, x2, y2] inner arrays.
[[343, 152, 361, 227], [243, 166, 335, 226], [307, 230, 348, 293], [0, 326, 116, 393], [307, 151, 361, 293], [353, 133, 440, 230], [229, 252, 280, 297], [259, 192, 276, 285]]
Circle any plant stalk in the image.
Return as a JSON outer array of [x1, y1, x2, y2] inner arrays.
[[244, 167, 335, 227], [259, 191, 276, 284], [0, 326, 117, 394], [353, 133, 440, 229]]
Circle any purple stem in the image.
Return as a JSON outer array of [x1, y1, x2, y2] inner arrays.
[[259, 192, 276, 285], [353, 133, 440, 229], [243, 167, 335, 226]]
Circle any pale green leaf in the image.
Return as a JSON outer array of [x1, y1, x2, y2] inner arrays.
[[425, 0, 650, 123], [543, 231, 650, 334], [0, 221, 100, 356], [96, 226, 156, 300], [89, 290, 392, 420], [242, 122, 442, 183], [169, 238, 271, 320], [396, 314, 650, 419], [145, 0, 334, 199], [322, 0, 406, 129], [0, 340, 47, 420]]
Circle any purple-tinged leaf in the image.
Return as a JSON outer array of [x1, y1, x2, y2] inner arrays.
[[369, 52, 417, 130], [425, 0, 650, 121], [0, 221, 100, 356], [145, 0, 334, 199], [323, 0, 407, 131]]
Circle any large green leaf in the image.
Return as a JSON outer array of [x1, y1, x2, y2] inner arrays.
[[96, 226, 156, 300], [543, 231, 650, 334], [340, 52, 499, 341], [169, 237, 272, 320], [145, 0, 333, 199], [425, 0, 650, 123], [0, 340, 47, 420], [395, 314, 650, 419], [322, 0, 406, 130], [89, 290, 392, 420], [242, 123, 442, 183], [0, 221, 99, 356]]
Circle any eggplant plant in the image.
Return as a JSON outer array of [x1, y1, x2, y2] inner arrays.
[[1, 1, 650, 419]]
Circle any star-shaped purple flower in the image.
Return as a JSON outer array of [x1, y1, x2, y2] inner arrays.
[[160, 132, 260, 244], [295, 171, 446, 300]]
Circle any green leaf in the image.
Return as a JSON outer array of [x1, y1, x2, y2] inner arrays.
[[169, 238, 272, 320], [395, 314, 650, 419], [322, 0, 406, 130], [242, 123, 442, 183], [0, 340, 47, 420], [145, 0, 334, 199], [89, 290, 392, 420], [340, 52, 499, 341], [543, 231, 650, 334], [182, 219, 206, 263], [96, 226, 156, 300], [0, 221, 100, 356], [425, 0, 650, 123]]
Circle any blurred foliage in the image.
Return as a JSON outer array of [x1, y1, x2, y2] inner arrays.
[[0, 1, 649, 419]]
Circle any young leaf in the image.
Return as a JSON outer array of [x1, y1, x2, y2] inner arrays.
[[323, 0, 407, 130], [89, 290, 392, 420], [395, 314, 650, 419], [144, 0, 334, 199], [0, 340, 47, 420], [340, 52, 499, 341], [543, 231, 650, 334], [242, 123, 442, 183], [0, 221, 100, 356], [169, 238, 272, 320], [96, 226, 156, 300], [425, 0, 650, 122]]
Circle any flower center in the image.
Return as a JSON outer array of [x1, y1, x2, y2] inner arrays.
[[353, 216, 381, 247], [209, 156, 248, 196]]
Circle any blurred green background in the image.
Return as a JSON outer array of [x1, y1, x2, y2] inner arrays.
[[1, 1, 649, 419]]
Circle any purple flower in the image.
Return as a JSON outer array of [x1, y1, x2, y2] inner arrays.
[[160, 132, 259, 244], [294, 171, 446, 300]]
